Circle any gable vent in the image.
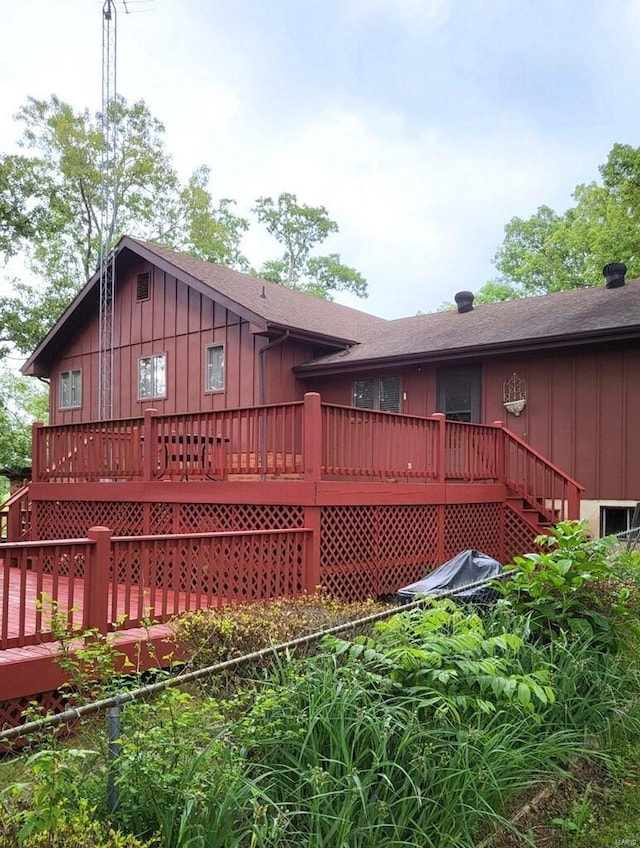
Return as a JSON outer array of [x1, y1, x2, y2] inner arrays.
[[136, 272, 150, 301]]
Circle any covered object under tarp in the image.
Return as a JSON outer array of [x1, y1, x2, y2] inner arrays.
[[397, 549, 501, 604]]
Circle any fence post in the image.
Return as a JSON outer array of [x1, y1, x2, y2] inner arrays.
[[303, 393, 322, 482], [84, 526, 113, 635], [31, 421, 45, 482], [142, 408, 158, 482], [433, 413, 446, 484]]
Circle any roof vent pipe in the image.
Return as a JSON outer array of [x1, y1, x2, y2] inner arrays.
[[603, 262, 627, 289], [454, 291, 474, 313]]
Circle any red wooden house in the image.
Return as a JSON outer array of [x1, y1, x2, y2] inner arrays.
[[0, 235, 606, 724], [18, 237, 638, 541]]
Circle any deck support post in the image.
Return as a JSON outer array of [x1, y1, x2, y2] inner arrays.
[[303, 393, 322, 482], [304, 506, 322, 594], [433, 413, 446, 483], [436, 503, 445, 564], [142, 408, 158, 482], [84, 526, 113, 635]]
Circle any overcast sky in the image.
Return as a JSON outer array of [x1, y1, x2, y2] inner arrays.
[[2, 0, 640, 318]]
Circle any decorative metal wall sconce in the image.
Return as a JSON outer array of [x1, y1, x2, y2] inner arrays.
[[503, 372, 527, 416]]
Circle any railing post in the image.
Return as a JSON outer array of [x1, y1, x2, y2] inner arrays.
[[492, 420, 506, 483], [433, 413, 446, 484], [303, 393, 322, 482], [31, 421, 45, 482], [6, 498, 20, 542], [84, 526, 113, 635], [567, 483, 580, 521], [142, 408, 158, 482], [131, 425, 141, 480]]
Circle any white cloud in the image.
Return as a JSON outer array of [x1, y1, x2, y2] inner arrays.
[[345, 0, 448, 28], [224, 107, 592, 316]]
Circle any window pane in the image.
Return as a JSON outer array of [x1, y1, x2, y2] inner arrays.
[[139, 355, 166, 399], [379, 376, 401, 412], [60, 370, 81, 408], [70, 370, 81, 406], [206, 345, 224, 391], [139, 357, 152, 398], [437, 367, 481, 422], [353, 380, 375, 408], [61, 373, 70, 407], [153, 355, 166, 397]]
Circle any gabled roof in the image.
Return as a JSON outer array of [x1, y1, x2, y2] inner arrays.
[[22, 236, 386, 376], [296, 278, 640, 374]]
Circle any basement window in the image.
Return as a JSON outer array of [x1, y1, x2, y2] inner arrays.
[[138, 353, 166, 400], [205, 344, 225, 392], [59, 369, 82, 409], [353, 376, 401, 412], [136, 272, 150, 302], [600, 505, 640, 537]]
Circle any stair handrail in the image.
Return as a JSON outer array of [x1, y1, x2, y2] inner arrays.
[[495, 421, 584, 523], [0, 484, 31, 541]]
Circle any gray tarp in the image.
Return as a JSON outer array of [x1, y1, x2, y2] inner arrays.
[[397, 549, 501, 604]]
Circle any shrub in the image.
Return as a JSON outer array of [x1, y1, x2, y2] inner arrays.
[[171, 591, 385, 669], [494, 521, 638, 650]]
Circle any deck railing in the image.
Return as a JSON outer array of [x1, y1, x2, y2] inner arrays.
[[320, 402, 440, 480], [33, 418, 143, 482], [496, 423, 583, 524], [29, 394, 581, 521], [444, 421, 499, 481], [0, 526, 313, 650], [0, 486, 31, 541]]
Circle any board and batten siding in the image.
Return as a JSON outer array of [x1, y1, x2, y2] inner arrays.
[[303, 341, 640, 502], [48, 257, 313, 424]]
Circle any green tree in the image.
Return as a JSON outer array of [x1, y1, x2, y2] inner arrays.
[[0, 94, 248, 355], [0, 366, 47, 484], [253, 192, 367, 299], [475, 143, 640, 302]]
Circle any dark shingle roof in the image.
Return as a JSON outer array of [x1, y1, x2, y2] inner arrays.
[[22, 236, 386, 376], [297, 279, 640, 372], [128, 238, 386, 343]]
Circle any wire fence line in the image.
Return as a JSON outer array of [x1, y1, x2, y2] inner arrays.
[[0, 572, 513, 744]]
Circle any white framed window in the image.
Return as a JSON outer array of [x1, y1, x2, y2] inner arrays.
[[353, 376, 401, 412], [138, 353, 167, 400], [205, 344, 225, 392], [60, 369, 82, 409]]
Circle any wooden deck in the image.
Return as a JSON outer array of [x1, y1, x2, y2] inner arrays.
[[0, 562, 196, 706], [0, 395, 584, 728]]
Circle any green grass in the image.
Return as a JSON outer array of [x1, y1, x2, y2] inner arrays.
[[570, 736, 640, 847], [3, 540, 640, 848]]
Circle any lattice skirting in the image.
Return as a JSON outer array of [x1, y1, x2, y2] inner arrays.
[[34, 502, 304, 539], [0, 689, 70, 739], [30, 499, 538, 603], [320, 502, 538, 602]]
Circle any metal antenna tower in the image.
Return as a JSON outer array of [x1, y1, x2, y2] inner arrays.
[[98, 0, 118, 421]]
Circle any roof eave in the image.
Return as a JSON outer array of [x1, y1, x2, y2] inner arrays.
[[295, 325, 640, 375]]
